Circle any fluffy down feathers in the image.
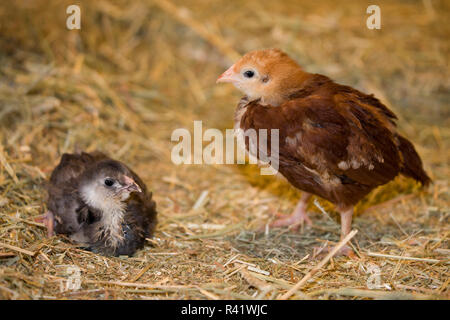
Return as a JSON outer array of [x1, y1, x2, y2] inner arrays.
[[47, 151, 157, 256]]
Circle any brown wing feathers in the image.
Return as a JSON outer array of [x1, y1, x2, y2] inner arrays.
[[240, 74, 430, 207], [396, 134, 431, 186]]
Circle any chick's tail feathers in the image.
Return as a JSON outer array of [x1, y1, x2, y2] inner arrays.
[[397, 135, 431, 186]]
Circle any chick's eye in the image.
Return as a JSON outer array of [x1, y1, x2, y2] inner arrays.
[[243, 70, 255, 78], [104, 179, 115, 187]]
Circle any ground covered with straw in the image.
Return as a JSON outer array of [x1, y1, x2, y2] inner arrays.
[[0, 0, 448, 299]]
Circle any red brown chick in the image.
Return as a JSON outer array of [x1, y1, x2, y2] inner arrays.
[[217, 49, 431, 255]]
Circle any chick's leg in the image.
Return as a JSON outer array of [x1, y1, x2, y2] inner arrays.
[[339, 207, 353, 240], [313, 207, 355, 258], [335, 207, 354, 256], [270, 193, 312, 229], [43, 211, 55, 237]]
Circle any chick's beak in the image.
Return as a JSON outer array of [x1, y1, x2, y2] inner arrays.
[[216, 64, 238, 83], [122, 176, 142, 193]]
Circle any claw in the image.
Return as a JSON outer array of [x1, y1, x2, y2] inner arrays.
[[313, 244, 357, 259], [270, 213, 312, 230], [269, 204, 312, 231]]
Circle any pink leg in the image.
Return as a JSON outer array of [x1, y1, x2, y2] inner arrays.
[[270, 193, 312, 230], [315, 207, 355, 257], [339, 207, 353, 241], [337, 207, 355, 256], [42, 211, 55, 237]]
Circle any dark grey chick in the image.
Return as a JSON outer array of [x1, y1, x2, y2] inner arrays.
[[45, 151, 157, 256]]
